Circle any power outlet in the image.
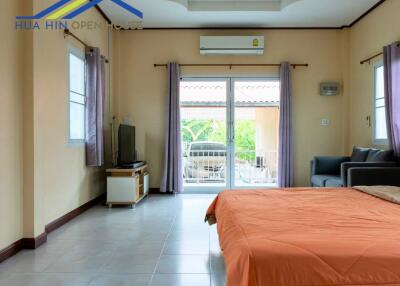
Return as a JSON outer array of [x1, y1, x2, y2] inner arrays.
[[321, 119, 330, 126]]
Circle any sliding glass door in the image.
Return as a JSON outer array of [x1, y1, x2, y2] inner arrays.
[[232, 79, 280, 188], [180, 77, 279, 193], [180, 79, 229, 192]]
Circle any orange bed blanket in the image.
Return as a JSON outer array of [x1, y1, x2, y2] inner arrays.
[[206, 188, 400, 286]]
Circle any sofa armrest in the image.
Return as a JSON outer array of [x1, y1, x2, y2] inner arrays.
[[341, 162, 397, 186], [347, 167, 400, 187], [311, 156, 350, 176]]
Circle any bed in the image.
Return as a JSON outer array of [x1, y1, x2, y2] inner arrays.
[[206, 187, 400, 286]]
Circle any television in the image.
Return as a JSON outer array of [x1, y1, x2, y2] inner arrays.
[[118, 124, 136, 167]]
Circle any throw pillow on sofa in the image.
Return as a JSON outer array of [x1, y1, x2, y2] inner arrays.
[[366, 149, 395, 162], [350, 147, 370, 162]]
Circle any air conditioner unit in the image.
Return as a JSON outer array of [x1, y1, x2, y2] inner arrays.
[[200, 36, 264, 55]]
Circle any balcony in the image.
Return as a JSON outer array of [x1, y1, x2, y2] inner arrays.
[[180, 80, 280, 190], [183, 148, 277, 187]]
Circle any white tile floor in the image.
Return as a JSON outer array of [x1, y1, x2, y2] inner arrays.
[[0, 195, 226, 286]]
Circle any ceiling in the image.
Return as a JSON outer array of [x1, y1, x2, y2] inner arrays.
[[98, 0, 382, 28]]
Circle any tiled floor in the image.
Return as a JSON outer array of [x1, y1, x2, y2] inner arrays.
[[0, 195, 226, 286]]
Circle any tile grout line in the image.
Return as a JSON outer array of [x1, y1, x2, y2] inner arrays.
[[209, 224, 212, 286], [147, 206, 178, 286]]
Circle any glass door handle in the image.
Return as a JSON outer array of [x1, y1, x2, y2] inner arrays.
[[229, 121, 235, 143]]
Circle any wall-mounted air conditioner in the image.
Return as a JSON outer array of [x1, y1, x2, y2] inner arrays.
[[200, 36, 264, 55]]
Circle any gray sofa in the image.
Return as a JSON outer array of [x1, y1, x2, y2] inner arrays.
[[311, 147, 399, 187]]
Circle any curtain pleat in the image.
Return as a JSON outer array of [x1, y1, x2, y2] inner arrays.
[[278, 62, 294, 187], [383, 42, 400, 157], [85, 47, 105, 167], [160, 62, 183, 193]]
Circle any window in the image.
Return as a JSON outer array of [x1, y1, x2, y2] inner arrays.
[[68, 48, 86, 143], [373, 63, 388, 143]]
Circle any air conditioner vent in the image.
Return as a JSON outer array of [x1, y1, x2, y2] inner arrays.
[[200, 36, 264, 55]]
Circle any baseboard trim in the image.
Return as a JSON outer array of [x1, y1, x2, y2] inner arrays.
[[150, 188, 183, 194], [0, 239, 24, 263], [149, 188, 161, 194], [0, 193, 106, 264], [45, 193, 106, 234], [22, 233, 48, 250]]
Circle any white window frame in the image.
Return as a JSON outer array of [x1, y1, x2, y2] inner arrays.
[[372, 61, 388, 145], [67, 45, 86, 145], [180, 75, 280, 194]]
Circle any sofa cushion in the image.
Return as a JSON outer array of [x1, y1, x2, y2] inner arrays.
[[366, 149, 380, 160], [366, 149, 395, 162], [325, 178, 344, 187], [350, 147, 370, 162], [312, 156, 350, 175], [311, 175, 341, 187]]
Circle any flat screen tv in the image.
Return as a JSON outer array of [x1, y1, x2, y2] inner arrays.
[[118, 124, 136, 167]]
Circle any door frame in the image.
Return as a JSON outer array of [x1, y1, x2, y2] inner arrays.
[[180, 77, 230, 194], [229, 77, 280, 190], [181, 75, 279, 194]]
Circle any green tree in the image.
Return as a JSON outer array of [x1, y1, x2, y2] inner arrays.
[[234, 120, 256, 161], [182, 120, 214, 142], [182, 119, 256, 161]]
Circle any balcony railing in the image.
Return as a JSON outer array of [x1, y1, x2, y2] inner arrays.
[[183, 150, 227, 184], [235, 150, 277, 185], [183, 149, 277, 186]]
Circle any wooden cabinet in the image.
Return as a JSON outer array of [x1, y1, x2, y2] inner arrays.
[[106, 165, 149, 208]]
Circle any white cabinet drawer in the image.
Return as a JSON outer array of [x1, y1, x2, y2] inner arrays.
[[107, 177, 138, 203], [144, 174, 150, 195]]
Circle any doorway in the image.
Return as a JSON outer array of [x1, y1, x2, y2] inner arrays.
[[180, 77, 280, 193]]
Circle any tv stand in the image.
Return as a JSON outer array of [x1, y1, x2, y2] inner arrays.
[[119, 161, 145, 169], [106, 164, 149, 208]]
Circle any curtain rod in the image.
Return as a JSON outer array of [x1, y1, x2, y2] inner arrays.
[[360, 52, 383, 65], [360, 42, 400, 64], [154, 63, 308, 69], [64, 29, 109, 63]]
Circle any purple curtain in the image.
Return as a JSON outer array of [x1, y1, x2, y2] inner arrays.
[[383, 42, 400, 157], [278, 62, 294, 187], [85, 47, 105, 167], [160, 63, 183, 193]]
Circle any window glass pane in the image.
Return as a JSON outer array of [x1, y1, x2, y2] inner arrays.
[[375, 107, 387, 140], [70, 92, 85, 104], [69, 53, 85, 95], [180, 81, 227, 103], [69, 102, 85, 140], [375, 65, 384, 100], [374, 64, 387, 141]]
